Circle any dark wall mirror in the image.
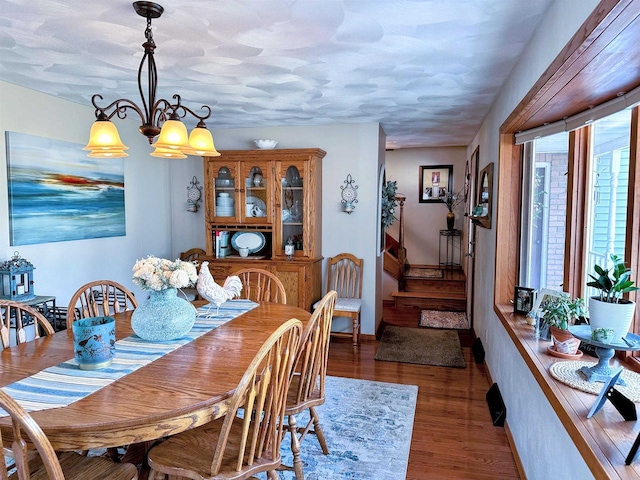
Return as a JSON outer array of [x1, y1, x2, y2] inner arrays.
[[471, 162, 493, 229]]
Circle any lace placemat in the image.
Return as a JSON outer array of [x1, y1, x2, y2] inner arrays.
[[549, 360, 640, 402]]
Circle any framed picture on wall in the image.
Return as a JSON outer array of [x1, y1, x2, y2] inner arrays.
[[5, 131, 126, 246], [419, 164, 453, 203]]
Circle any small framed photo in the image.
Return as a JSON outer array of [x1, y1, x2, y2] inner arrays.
[[514, 286, 535, 314]]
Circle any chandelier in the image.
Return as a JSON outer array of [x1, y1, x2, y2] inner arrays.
[[83, 1, 220, 159]]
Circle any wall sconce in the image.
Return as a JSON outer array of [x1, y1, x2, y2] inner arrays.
[[186, 176, 203, 212], [341, 174, 358, 214]]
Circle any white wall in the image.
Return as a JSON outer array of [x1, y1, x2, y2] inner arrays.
[[469, 0, 600, 478], [169, 122, 384, 337], [0, 81, 176, 307]]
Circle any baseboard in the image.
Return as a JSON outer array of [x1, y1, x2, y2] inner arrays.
[[484, 359, 526, 479], [329, 333, 376, 343], [505, 421, 527, 480]]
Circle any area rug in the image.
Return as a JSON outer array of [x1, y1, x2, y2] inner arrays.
[[374, 326, 466, 368], [405, 267, 443, 278], [273, 376, 418, 479], [419, 309, 469, 329], [86, 376, 418, 480]]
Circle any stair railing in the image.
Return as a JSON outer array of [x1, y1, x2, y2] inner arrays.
[[395, 194, 407, 290], [382, 194, 408, 289]]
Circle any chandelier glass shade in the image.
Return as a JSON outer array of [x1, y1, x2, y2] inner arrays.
[[150, 146, 187, 159], [83, 114, 129, 157], [84, 2, 220, 159]]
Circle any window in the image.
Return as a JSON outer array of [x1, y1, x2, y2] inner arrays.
[[584, 108, 632, 297], [520, 131, 569, 291]]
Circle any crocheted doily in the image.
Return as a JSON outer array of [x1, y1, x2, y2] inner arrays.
[[549, 360, 640, 402]]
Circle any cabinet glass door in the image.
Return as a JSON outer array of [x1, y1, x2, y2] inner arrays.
[[212, 165, 237, 219], [281, 165, 304, 256], [242, 162, 270, 222]]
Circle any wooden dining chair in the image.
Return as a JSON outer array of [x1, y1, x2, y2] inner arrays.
[[234, 267, 287, 304], [0, 300, 54, 349], [315, 253, 363, 346], [179, 247, 206, 262], [281, 290, 337, 480], [65, 280, 139, 460], [66, 280, 138, 329], [179, 248, 206, 301], [0, 389, 139, 479], [146, 318, 303, 480]]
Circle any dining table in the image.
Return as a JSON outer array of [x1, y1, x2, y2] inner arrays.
[[0, 301, 311, 452]]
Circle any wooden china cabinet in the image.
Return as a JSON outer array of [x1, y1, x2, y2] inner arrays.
[[203, 148, 325, 310]]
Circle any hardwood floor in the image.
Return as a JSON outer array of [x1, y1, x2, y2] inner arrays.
[[327, 303, 520, 480]]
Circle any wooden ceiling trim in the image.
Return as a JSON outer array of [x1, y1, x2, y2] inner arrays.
[[502, 0, 638, 134]]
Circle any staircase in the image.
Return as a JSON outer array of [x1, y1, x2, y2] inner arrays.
[[390, 266, 466, 311], [383, 195, 466, 311]]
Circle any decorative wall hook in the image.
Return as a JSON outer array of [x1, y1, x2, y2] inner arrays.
[[186, 176, 203, 212], [341, 174, 358, 214]]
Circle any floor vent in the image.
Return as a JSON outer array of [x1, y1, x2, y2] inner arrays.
[[486, 383, 506, 427]]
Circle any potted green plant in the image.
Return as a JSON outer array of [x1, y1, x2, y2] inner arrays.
[[587, 254, 638, 342], [539, 293, 587, 355], [381, 180, 398, 230]]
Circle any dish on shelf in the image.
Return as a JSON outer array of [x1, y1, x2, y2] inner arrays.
[[245, 196, 267, 217], [216, 197, 234, 207], [546, 345, 583, 360], [231, 231, 266, 254], [215, 178, 234, 187], [254, 139, 278, 149], [285, 166, 302, 187], [217, 167, 232, 179]]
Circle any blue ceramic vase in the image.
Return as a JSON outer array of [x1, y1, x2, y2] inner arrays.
[[72, 316, 116, 370], [131, 287, 196, 341]]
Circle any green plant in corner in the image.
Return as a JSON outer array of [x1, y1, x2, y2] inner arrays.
[[540, 293, 587, 330], [587, 254, 639, 303], [381, 180, 398, 229]]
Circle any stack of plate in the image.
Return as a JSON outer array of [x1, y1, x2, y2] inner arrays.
[[216, 193, 234, 217]]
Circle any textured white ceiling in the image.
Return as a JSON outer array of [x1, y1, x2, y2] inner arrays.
[[0, 0, 553, 148]]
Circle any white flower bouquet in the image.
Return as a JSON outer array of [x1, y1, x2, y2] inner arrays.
[[132, 256, 198, 292]]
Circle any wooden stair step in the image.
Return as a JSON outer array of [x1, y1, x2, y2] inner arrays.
[[391, 290, 466, 311], [392, 291, 466, 300], [404, 279, 465, 292]]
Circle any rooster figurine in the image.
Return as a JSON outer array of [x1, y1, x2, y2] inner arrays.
[[197, 261, 243, 316]]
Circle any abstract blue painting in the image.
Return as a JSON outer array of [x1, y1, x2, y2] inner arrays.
[[5, 131, 126, 246]]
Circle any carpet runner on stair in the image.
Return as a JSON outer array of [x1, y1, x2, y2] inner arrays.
[[405, 267, 443, 278], [419, 309, 469, 329]]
